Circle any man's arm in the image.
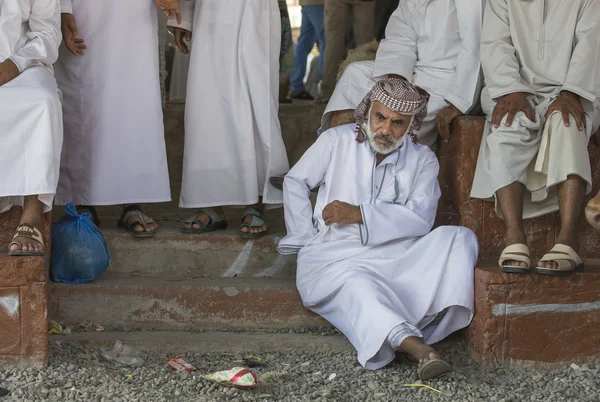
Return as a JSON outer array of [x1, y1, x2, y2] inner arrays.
[[277, 133, 334, 255], [9, 0, 62, 73], [167, 0, 195, 32], [372, 3, 417, 82], [482, 0, 535, 100], [561, 0, 600, 104], [444, 0, 484, 114], [358, 152, 441, 247], [60, 0, 72, 14]]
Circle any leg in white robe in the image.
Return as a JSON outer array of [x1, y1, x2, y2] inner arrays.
[[0, 67, 63, 214], [178, 0, 289, 208], [471, 90, 599, 219], [298, 226, 477, 370], [318, 61, 446, 147], [54, 0, 171, 206]]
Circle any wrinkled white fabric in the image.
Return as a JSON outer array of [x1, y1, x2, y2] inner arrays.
[[0, 0, 63, 213], [169, 0, 289, 208], [320, 0, 484, 147], [54, 0, 171, 206], [278, 124, 478, 370], [471, 0, 600, 218]]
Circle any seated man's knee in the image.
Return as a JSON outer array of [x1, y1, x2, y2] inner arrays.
[[337, 60, 375, 83]]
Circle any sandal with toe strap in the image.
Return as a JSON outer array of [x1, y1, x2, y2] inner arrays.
[[239, 208, 268, 239], [8, 223, 45, 257], [182, 208, 228, 234], [117, 205, 158, 238], [499, 244, 531, 274], [417, 358, 453, 381], [535, 244, 584, 276]]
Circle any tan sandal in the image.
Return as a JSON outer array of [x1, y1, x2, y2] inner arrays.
[[535, 244, 584, 276], [499, 244, 531, 274], [8, 223, 45, 257]]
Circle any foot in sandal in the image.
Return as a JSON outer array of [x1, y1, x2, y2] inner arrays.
[[117, 205, 158, 237], [398, 337, 452, 381], [8, 196, 45, 256], [499, 229, 530, 273], [536, 243, 584, 276], [239, 207, 268, 238]]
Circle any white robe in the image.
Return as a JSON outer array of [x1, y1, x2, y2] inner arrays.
[[169, 0, 289, 208], [54, 0, 171, 206], [278, 124, 478, 370], [320, 0, 484, 147], [0, 0, 63, 214], [471, 0, 600, 218]]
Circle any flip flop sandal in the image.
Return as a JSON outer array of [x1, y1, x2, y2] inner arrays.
[[498, 244, 531, 274], [182, 208, 228, 234], [417, 358, 453, 381], [117, 205, 158, 238], [239, 208, 268, 239], [76, 205, 100, 226], [269, 176, 319, 193], [8, 223, 45, 257], [535, 244, 584, 276]]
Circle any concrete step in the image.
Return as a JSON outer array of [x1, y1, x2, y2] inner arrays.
[[50, 330, 351, 355], [101, 226, 296, 278], [49, 274, 328, 331]]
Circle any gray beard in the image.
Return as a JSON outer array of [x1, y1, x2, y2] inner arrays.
[[363, 120, 405, 155]]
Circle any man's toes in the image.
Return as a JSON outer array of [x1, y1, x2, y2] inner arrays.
[[9, 243, 20, 252], [240, 226, 249, 233]]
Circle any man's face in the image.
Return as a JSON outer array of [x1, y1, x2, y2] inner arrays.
[[365, 101, 412, 155]]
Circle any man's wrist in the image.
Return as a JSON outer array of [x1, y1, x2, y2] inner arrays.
[[0, 59, 20, 80], [560, 90, 579, 100], [354, 206, 364, 224]]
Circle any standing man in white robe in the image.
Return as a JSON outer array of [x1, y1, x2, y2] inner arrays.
[[170, 0, 290, 238], [471, 0, 600, 275], [1, 0, 63, 256], [319, 0, 484, 148], [278, 79, 478, 378], [53, 0, 173, 237]]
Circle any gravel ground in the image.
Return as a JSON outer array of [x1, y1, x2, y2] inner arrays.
[[1, 338, 599, 402]]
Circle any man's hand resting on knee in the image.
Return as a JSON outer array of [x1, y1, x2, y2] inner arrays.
[[156, 0, 181, 24], [0, 59, 19, 87], [545, 91, 586, 131], [492, 92, 534, 128], [323, 201, 363, 226]]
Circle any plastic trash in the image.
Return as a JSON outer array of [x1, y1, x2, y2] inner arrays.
[[200, 367, 258, 389], [101, 340, 144, 367], [50, 203, 110, 284], [165, 356, 197, 372]]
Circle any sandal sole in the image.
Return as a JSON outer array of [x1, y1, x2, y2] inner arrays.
[[501, 266, 531, 274], [417, 359, 453, 381], [8, 251, 44, 257]]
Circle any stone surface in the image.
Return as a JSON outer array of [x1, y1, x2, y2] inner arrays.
[[0, 207, 51, 368], [49, 275, 327, 331], [437, 116, 600, 259], [469, 263, 600, 367]]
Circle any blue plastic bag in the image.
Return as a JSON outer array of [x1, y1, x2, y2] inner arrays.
[[50, 203, 110, 284]]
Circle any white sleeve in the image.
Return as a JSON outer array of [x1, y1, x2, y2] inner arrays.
[[372, 3, 418, 82], [166, 0, 196, 32], [277, 132, 334, 255], [562, 0, 600, 103], [60, 0, 72, 14], [10, 0, 62, 73], [444, 0, 484, 114], [481, 0, 536, 100], [358, 152, 441, 247]]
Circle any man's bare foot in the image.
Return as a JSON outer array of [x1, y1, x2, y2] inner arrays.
[[183, 207, 226, 230], [503, 229, 529, 268], [9, 196, 44, 254]]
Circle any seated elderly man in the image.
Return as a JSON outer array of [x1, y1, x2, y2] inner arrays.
[[471, 0, 600, 275], [0, 0, 63, 256], [278, 79, 478, 379]]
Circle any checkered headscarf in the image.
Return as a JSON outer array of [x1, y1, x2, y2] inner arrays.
[[354, 78, 430, 143]]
